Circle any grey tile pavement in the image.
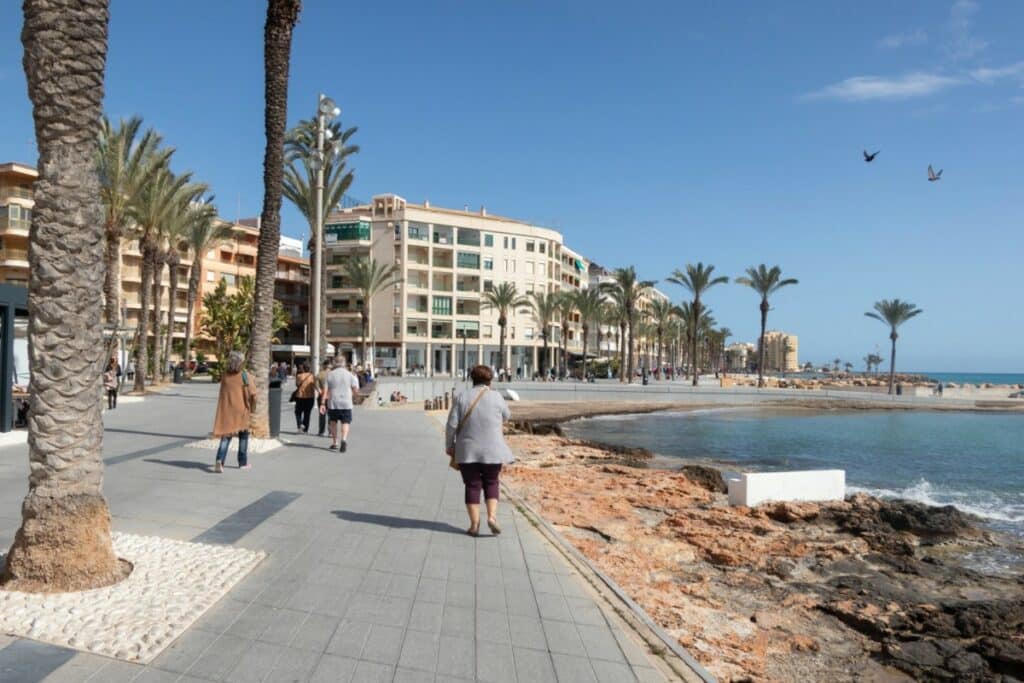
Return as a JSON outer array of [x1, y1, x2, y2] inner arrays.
[[0, 382, 671, 682]]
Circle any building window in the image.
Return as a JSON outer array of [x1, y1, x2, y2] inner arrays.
[[456, 229, 480, 247], [206, 271, 215, 282], [408, 224, 428, 240], [503, 236, 509, 249], [325, 220, 371, 242], [525, 240, 535, 252], [483, 257, 493, 271], [456, 252, 480, 269], [483, 324, 493, 338], [524, 327, 534, 340], [525, 261, 535, 275], [539, 242, 546, 254], [484, 234, 494, 247], [222, 273, 236, 286], [510, 326, 515, 339], [432, 296, 452, 315], [483, 279, 494, 292]]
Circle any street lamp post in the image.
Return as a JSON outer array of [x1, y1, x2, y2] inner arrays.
[[459, 328, 468, 381], [310, 93, 341, 373]]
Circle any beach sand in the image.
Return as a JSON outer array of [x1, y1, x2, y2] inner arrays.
[[500, 410, 1024, 682]]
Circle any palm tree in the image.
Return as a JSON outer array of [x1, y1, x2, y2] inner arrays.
[[283, 114, 358, 357], [677, 301, 695, 378], [602, 267, 654, 383], [648, 298, 678, 379], [735, 264, 798, 388], [669, 263, 729, 386], [833, 358, 841, 374], [129, 164, 194, 392], [182, 201, 229, 375], [865, 299, 923, 395], [248, 0, 302, 438], [572, 287, 604, 380], [97, 116, 169, 324], [343, 256, 402, 366], [527, 291, 560, 378], [844, 361, 853, 375], [555, 291, 577, 378], [483, 282, 529, 376], [3, 0, 122, 592]]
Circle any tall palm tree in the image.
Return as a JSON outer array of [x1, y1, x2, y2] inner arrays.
[[483, 282, 528, 376], [668, 263, 729, 386], [343, 256, 402, 366], [283, 115, 358, 357], [648, 298, 678, 379], [129, 164, 193, 392], [182, 201, 229, 374], [97, 116, 169, 324], [572, 287, 604, 380], [602, 267, 654, 383], [555, 291, 577, 378], [865, 299, 923, 395], [677, 301, 695, 379], [735, 264, 798, 388], [248, 0, 302, 438], [528, 290, 560, 378], [3, 0, 122, 592]]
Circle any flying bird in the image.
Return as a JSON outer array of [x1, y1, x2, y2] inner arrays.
[[863, 150, 880, 162], [927, 165, 943, 182]]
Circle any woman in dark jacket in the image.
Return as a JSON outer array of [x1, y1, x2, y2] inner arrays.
[[293, 362, 316, 433]]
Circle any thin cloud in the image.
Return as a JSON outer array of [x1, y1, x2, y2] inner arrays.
[[878, 30, 927, 49], [970, 61, 1024, 84], [949, 0, 988, 60], [803, 72, 964, 102]]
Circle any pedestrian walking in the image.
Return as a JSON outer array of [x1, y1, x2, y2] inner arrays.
[[103, 356, 121, 409], [292, 362, 316, 433], [212, 351, 257, 473], [445, 365, 515, 537], [315, 359, 331, 436], [319, 356, 360, 452]]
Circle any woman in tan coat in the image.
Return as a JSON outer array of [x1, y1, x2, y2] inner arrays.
[[293, 362, 317, 433], [213, 351, 257, 473]]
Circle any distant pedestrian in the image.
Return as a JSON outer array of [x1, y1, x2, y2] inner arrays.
[[320, 356, 360, 452], [293, 362, 316, 432], [103, 356, 121, 409], [212, 351, 256, 473], [315, 359, 331, 436], [445, 365, 515, 537]]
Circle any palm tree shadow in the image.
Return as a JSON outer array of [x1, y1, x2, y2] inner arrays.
[[331, 510, 465, 535], [144, 458, 213, 472]]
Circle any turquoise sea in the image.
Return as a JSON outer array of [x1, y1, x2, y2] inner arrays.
[[563, 408, 1024, 569], [917, 372, 1024, 386]]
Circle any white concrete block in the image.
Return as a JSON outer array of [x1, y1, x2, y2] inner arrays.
[[728, 469, 845, 507]]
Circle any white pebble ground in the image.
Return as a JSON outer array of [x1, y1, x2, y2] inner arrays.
[[185, 437, 284, 453], [0, 533, 264, 663]]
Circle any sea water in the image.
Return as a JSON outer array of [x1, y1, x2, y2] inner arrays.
[[563, 409, 1024, 565]]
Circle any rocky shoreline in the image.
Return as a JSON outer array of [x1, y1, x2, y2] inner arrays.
[[501, 432, 1024, 682]]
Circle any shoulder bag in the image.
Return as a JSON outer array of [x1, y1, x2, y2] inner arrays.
[[448, 386, 489, 470]]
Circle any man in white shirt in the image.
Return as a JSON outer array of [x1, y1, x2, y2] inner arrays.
[[319, 356, 360, 452]]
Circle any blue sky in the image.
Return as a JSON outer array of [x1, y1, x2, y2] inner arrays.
[[1, 1, 1022, 371]]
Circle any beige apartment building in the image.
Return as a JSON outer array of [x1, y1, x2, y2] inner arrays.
[[0, 162, 34, 288], [763, 330, 799, 372], [323, 194, 590, 377]]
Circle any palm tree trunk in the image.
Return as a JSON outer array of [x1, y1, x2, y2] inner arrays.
[[626, 313, 635, 383], [656, 333, 663, 380], [361, 308, 369, 368], [617, 323, 625, 382], [581, 323, 589, 379], [152, 254, 165, 382], [691, 299, 700, 387], [498, 322, 506, 375], [183, 263, 200, 375], [888, 333, 897, 395], [3, 0, 123, 592], [248, 0, 301, 437], [103, 223, 121, 323], [164, 256, 179, 371], [758, 299, 768, 388], [134, 237, 153, 392]]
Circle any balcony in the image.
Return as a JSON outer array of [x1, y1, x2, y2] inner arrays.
[[0, 186, 33, 201], [456, 276, 480, 293], [0, 247, 29, 265], [275, 270, 307, 282], [325, 220, 372, 243], [0, 216, 30, 235], [431, 274, 453, 292], [432, 252, 453, 269], [432, 228, 453, 245], [456, 229, 481, 247], [431, 322, 453, 339]]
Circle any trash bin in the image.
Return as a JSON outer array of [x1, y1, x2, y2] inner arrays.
[[268, 379, 282, 438], [173, 366, 184, 384]]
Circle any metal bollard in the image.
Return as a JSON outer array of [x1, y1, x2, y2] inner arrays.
[[444, 391, 450, 410]]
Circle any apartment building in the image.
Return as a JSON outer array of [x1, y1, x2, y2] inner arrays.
[[0, 162, 35, 288], [725, 342, 757, 371], [323, 194, 590, 377], [587, 263, 671, 367], [275, 236, 310, 346], [763, 330, 799, 372], [0, 162, 309, 363]]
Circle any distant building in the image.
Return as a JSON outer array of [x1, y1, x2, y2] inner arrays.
[[763, 331, 799, 372], [725, 342, 757, 371]]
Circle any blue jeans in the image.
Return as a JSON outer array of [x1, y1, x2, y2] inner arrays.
[[216, 431, 249, 466]]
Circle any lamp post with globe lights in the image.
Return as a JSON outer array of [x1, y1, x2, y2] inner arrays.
[[310, 93, 342, 372]]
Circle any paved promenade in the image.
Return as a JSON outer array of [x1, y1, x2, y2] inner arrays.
[[0, 383, 672, 682]]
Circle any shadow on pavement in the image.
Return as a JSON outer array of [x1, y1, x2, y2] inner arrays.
[[332, 510, 465, 535], [106, 427, 207, 440], [143, 458, 213, 473]]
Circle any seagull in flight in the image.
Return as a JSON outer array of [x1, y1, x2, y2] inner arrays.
[[863, 150, 880, 162], [927, 165, 943, 182]]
